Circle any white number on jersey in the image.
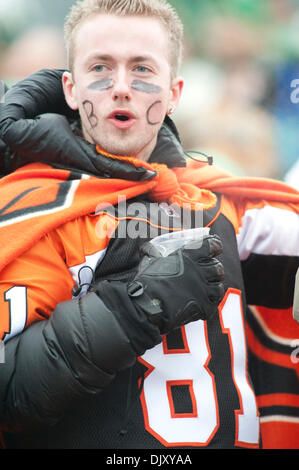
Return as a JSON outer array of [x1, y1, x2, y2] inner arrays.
[[139, 288, 259, 447]]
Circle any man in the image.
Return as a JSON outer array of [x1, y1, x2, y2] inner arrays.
[[0, 0, 298, 450]]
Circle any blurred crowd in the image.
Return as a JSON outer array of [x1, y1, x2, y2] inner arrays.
[[1, 0, 299, 180]]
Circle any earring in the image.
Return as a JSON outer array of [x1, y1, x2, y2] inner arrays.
[[168, 107, 174, 115]]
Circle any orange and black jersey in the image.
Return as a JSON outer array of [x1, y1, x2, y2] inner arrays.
[[0, 158, 298, 449], [246, 305, 299, 449]]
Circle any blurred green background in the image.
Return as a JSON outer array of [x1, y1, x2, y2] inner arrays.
[[1, 0, 299, 182]]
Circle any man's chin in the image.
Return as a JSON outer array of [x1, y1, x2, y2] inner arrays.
[[83, 127, 131, 156], [95, 139, 140, 158], [90, 131, 156, 161]]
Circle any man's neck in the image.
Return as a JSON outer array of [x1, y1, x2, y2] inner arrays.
[[90, 137, 157, 163]]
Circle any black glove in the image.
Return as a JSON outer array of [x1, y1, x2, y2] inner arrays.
[[0, 69, 72, 127], [0, 69, 95, 172], [95, 235, 224, 355], [0, 112, 109, 174], [128, 235, 224, 333]]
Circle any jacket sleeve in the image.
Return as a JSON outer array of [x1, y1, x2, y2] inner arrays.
[[0, 69, 72, 127], [0, 69, 94, 174], [0, 291, 137, 433], [0, 208, 165, 433], [235, 198, 299, 308], [0, 222, 139, 432]]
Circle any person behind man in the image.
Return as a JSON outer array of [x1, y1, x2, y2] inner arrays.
[[0, 0, 298, 450], [245, 157, 299, 449]]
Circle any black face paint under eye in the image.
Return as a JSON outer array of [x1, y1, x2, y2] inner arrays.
[[88, 78, 114, 92], [131, 80, 162, 94]]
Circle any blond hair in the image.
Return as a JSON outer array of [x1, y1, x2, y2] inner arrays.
[[64, 0, 184, 78]]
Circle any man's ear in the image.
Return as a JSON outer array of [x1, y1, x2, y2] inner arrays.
[[167, 76, 184, 115], [62, 71, 78, 110]]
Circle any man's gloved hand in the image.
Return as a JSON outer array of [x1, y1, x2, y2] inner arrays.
[[128, 234, 225, 333], [0, 69, 71, 127], [0, 113, 105, 174], [0, 69, 91, 172], [95, 235, 224, 355]]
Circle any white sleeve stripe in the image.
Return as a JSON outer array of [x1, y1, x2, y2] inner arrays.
[[260, 416, 299, 424], [236, 205, 299, 261]]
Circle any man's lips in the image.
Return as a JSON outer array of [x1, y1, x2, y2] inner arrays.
[[107, 110, 136, 130]]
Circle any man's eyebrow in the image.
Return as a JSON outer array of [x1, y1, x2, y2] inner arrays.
[[131, 55, 155, 63], [84, 53, 157, 66], [83, 53, 115, 66], [131, 55, 160, 68], [85, 53, 154, 63]]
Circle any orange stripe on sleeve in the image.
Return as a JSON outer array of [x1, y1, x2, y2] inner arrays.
[[260, 421, 299, 449], [257, 393, 299, 408]]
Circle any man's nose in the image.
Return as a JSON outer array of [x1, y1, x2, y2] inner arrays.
[[112, 69, 132, 101]]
